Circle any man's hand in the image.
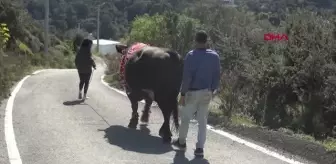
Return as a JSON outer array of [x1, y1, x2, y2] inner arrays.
[[179, 95, 185, 106]]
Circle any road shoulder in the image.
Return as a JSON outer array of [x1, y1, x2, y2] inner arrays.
[[207, 110, 336, 164]]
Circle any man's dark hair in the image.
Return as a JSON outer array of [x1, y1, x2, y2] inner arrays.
[[195, 30, 208, 44]]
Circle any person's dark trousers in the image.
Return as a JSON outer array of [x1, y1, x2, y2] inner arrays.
[[78, 71, 92, 98]]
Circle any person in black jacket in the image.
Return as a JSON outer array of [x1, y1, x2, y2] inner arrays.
[[75, 39, 96, 100]]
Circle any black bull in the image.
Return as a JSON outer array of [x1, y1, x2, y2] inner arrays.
[[116, 44, 183, 142]]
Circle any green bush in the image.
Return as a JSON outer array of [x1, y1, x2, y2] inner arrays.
[[126, 12, 201, 55], [17, 40, 33, 56], [103, 54, 123, 90]]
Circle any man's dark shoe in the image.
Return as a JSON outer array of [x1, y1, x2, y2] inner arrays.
[[172, 139, 186, 151], [194, 148, 204, 158]]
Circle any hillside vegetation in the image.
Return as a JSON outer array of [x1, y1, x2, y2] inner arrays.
[[23, 0, 336, 39], [0, 0, 75, 100], [24, 0, 193, 40]]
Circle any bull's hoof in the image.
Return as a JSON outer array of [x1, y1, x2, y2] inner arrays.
[[140, 113, 149, 123], [128, 122, 137, 129], [162, 136, 172, 144], [159, 129, 164, 138], [128, 120, 138, 129]]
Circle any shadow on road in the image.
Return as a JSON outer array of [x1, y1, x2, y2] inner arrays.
[[63, 99, 85, 106], [172, 151, 210, 164], [100, 124, 173, 154]]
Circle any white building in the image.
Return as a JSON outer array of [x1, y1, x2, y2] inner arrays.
[[91, 39, 120, 55], [221, 0, 236, 7]]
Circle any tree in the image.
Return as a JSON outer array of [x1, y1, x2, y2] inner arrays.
[[128, 14, 169, 46], [126, 12, 201, 55]]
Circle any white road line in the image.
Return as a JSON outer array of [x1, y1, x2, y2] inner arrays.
[[100, 75, 127, 97], [4, 70, 44, 164], [100, 75, 305, 164], [31, 70, 45, 75]]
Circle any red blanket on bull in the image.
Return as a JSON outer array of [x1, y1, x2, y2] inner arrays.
[[119, 42, 148, 87]]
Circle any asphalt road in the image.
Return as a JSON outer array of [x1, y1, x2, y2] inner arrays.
[[0, 64, 310, 164]]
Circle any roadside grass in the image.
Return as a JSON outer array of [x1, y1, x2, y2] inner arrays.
[[93, 51, 102, 56], [231, 114, 257, 127], [208, 105, 257, 128], [323, 138, 336, 152], [208, 105, 336, 152], [295, 134, 336, 152], [103, 74, 123, 90]]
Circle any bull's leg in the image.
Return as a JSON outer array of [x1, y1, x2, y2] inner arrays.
[[157, 100, 166, 137], [140, 97, 152, 123], [140, 89, 154, 123], [157, 100, 174, 143], [128, 99, 139, 129], [160, 109, 173, 143], [142, 89, 154, 101]]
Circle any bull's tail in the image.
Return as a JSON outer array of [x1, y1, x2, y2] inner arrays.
[[171, 104, 180, 133]]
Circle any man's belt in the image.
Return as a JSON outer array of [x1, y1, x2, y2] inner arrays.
[[189, 88, 203, 91]]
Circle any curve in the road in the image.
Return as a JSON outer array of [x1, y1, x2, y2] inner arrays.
[[4, 70, 46, 164], [4, 69, 305, 164]]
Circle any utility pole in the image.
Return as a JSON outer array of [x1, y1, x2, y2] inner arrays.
[[96, 2, 105, 53], [77, 23, 81, 33], [97, 6, 100, 53], [44, 0, 49, 55]]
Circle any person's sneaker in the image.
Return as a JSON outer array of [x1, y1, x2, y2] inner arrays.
[[78, 92, 82, 99], [83, 93, 87, 100], [194, 148, 204, 157], [171, 139, 186, 151]]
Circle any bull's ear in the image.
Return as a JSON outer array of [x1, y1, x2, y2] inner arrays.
[[116, 44, 128, 54]]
